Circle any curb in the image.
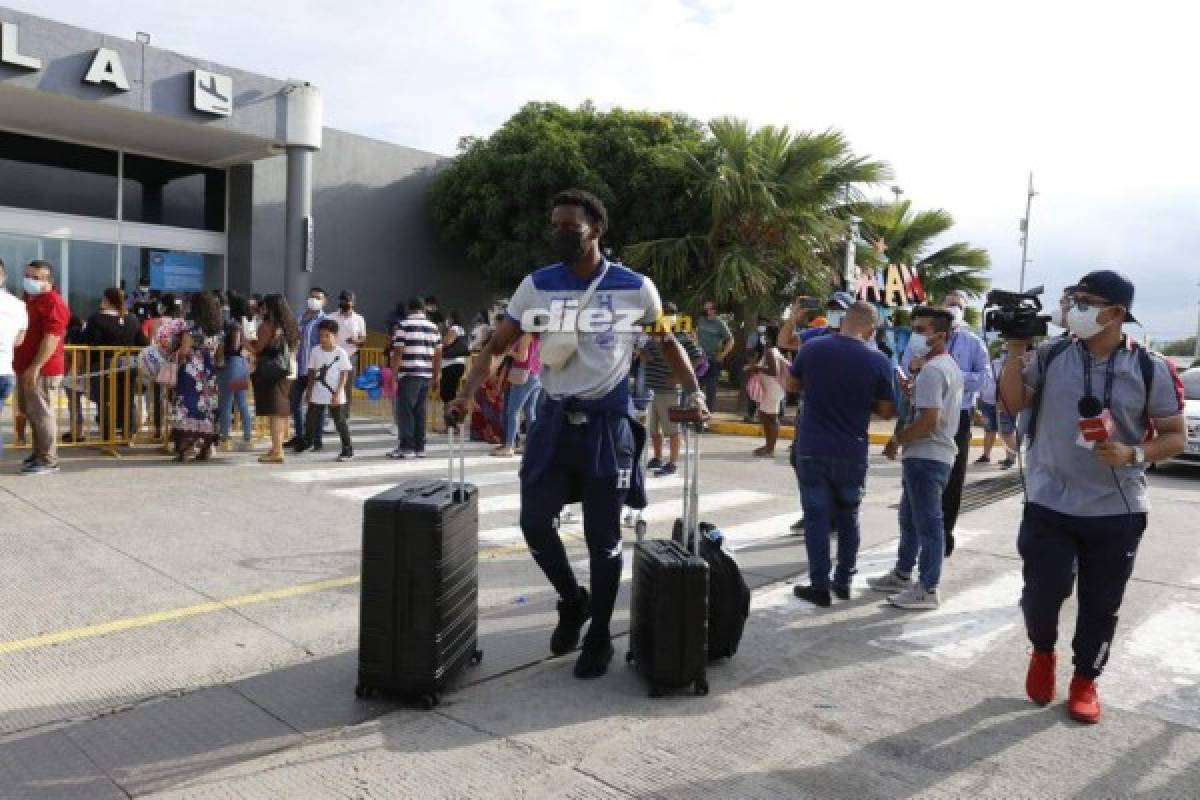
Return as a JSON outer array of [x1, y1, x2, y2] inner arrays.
[[707, 420, 986, 447]]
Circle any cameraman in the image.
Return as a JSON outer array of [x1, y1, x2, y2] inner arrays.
[[998, 270, 1185, 725]]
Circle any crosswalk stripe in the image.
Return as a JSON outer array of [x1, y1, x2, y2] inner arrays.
[[276, 455, 503, 484], [319, 466, 685, 501], [1105, 600, 1200, 728], [867, 572, 1024, 663], [481, 489, 771, 545]]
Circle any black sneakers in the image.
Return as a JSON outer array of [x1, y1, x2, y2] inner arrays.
[[573, 629, 614, 679], [793, 585, 832, 607], [550, 587, 591, 656]]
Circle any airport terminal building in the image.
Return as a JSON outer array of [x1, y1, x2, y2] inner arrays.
[[0, 6, 481, 326]]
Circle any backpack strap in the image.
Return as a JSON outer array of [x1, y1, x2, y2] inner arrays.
[[1025, 335, 1074, 443], [1133, 343, 1158, 440]]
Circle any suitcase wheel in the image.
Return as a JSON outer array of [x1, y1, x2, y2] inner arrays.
[[471, 649, 484, 666], [634, 520, 647, 540], [625, 651, 635, 664], [354, 684, 373, 700], [694, 678, 709, 696], [420, 693, 440, 711]]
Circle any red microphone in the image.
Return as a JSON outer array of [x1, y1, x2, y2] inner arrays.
[[1077, 397, 1114, 444]]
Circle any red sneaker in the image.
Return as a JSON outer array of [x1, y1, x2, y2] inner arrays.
[[1025, 650, 1056, 706], [1067, 676, 1102, 724]]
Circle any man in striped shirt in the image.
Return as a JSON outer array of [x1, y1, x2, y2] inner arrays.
[[637, 302, 704, 476], [388, 296, 442, 458]]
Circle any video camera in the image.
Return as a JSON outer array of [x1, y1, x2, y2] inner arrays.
[[983, 286, 1052, 339]]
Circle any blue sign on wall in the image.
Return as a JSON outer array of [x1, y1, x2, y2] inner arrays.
[[149, 250, 204, 292]]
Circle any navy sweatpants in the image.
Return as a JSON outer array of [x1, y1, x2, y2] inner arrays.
[[519, 423, 629, 637], [1017, 502, 1147, 679]]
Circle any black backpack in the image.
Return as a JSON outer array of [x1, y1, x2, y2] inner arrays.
[[1026, 336, 1158, 443], [671, 519, 751, 661]]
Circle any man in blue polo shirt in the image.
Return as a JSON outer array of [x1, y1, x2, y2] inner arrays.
[[787, 302, 896, 607], [450, 189, 706, 680]]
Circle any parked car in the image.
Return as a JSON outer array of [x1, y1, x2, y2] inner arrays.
[[1167, 368, 1200, 467]]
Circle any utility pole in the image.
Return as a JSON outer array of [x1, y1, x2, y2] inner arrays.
[[1193, 283, 1200, 362], [1018, 172, 1036, 292]]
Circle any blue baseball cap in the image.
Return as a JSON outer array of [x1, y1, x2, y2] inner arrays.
[[1066, 270, 1138, 323]]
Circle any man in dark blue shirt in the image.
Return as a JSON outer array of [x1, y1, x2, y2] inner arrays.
[[786, 302, 897, 607]]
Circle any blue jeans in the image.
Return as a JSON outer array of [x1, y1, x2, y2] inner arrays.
[[289, 374, 308, 439], [700, 359, 721, 412], [795, 455, 867, 590], [0, 375, 13, 456], [395, 374, 430, 453], [217, 356, 253, 442], [503, 376, 541, 448], [896, 457, 953, 590]]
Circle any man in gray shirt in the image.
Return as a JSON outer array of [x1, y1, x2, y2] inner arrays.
[[998, 270, 1185, 725], [870, 307, 963, 610]]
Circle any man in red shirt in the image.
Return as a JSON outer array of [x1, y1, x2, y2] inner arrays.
[[14, 260, 70, 475]]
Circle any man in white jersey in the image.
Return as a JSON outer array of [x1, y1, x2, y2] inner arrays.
[[450, 189, 706, 679]]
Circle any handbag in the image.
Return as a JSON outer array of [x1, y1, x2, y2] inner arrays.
[[540, 265, 607, 370], [255, 334, 291, 383], [745, 372, 766, 404]]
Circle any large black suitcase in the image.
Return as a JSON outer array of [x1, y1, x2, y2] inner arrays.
[[627, 407, 710, 697], [355, 436, 481, 708]]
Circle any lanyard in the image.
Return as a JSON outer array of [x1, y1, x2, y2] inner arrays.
[[1081, 343, 1117, 410]]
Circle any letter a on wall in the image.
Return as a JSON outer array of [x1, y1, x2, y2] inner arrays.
[[883, 264, 907, 307], [84, 48, 130, 91]]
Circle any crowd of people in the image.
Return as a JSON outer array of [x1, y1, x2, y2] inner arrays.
[[0, 185, 1189, 726]]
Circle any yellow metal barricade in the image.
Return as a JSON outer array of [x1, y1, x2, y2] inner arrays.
[[55, 345, 152, 453]]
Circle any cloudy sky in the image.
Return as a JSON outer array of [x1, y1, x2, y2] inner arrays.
[[14, 0, 1200, 340]]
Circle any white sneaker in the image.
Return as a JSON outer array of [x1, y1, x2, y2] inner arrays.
[[866, 569, 912, 593], [386, 449, 412, 460], [889, 585, 939, 610]]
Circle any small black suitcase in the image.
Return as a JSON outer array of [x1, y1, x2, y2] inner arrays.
[[356, 433, 482, 708], [627, 408, 710, 697]]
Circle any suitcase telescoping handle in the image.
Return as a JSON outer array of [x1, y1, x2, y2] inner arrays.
[[668, 403, 703, 554], [446, 408, 467, 500]]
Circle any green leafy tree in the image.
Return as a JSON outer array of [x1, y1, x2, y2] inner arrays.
[[861, 199, 991, 300], [623, 117, 890, 310], [1162, 336, 1197, 357], [428, 102, 714, 293]]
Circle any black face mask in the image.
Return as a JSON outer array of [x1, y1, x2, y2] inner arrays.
[[339, 302, 352, 312], [551, 228, 587, 264]]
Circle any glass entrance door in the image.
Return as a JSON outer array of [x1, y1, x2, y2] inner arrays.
[[0, 233, 43, 294]]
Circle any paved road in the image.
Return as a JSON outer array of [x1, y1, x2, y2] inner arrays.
[[0, 421, 1198, 798]]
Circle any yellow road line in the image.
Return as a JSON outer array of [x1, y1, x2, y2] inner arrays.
[[0, 574, 362, 656], [0, 535, 567, 656]]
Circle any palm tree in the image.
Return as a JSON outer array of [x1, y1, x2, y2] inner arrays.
[[861, 199, 990, 300], [623, 117, 890, 310]]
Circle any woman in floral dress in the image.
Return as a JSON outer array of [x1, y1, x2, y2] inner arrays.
[[161, 292, 224, 461]]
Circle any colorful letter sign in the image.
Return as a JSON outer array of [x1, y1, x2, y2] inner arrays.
[[852, 263, 926, 307]]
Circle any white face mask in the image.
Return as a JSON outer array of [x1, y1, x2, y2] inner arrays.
[[307, 297, 323, 312], [947, 306, 965, 325], [1066, 305, 1108, 340], [908, 332, 932, 358], [826, 311, 845, 327]]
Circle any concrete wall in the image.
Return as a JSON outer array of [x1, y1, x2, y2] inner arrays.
[[0, 5, 290, 142], [245, 128, 484, 331]]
